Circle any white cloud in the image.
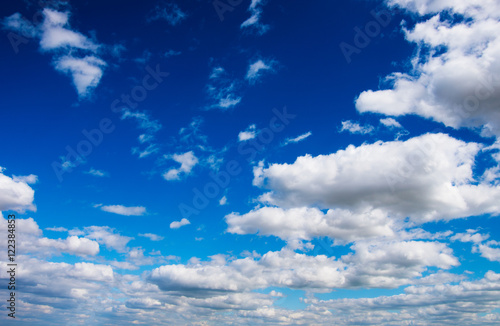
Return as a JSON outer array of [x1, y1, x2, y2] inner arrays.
[[0, 215, 99, 257], [2, 12, 38, 37], [0, 167, 36, 212], [451, 230, 500, 262], [219, 196, 228, 206], [380, 117, 402, 128], [138, 133, 154, 144], [163, 151, 199, 180], [238, 124, 257, 141], [99, 204, 147, 216], [309, 271, 500, 325], [206, 66, 242, 109], [126, 297, 162, 309], [283, 131, 312, 146], [45, 226, 68, 232], [84, 168, 108, 177], [170, 218, 190, 229], [178, 116, 208, 145], [356, 1, 500, 138], [253, 133, 500, 223], [241, 0, 270, 35], [164, 49, 181, 58], [2, 8, 107, 98], [12, 173, 38, 184], [246, 59, 276, 84], [218, 96, 242, 108], [385, 0, 500, 17], [37, 235, 100, 256], [147, 3, 187, 26], [54, 55, 106, 98], [40, 9, 99, 51], [132, 143, 159, 158], [74, 225, 133, 252], [226, 206, 395, 248], [139, 233, 165, 241], [209, 66, 225, 79], [339, 120, 374, 134], [121, 109, 162, 134], [476, 241, 500, 262], [149, 243, 456, 295], [451, 230, 490, 244]]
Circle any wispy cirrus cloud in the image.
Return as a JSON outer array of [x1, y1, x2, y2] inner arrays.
[[282, 131, 312, 146], [206, 66, 242, 110], [339, 120, 374, 135], [245, 59, 277, 84], [121, 109, 162, 134], [241, 0, 270, 35], [238, 124, 257, 141], [121, 109, 162, 158], [147, 2, 187, 26], [84, 168, 109, 177]]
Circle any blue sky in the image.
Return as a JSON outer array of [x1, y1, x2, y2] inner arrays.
[[1, 0, 500, 324]]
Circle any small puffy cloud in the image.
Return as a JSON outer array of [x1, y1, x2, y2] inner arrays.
[[238, 124, 257, 141], [339, 120, 374, 134], [246, 59, 276, 84], [147, 2, 187, 26], [476, 241, 500, 262], [84, 168, 108, 177], [170, 218, 190, 229], [163, 151, 199, 181], [380, 117, 402, 128], [241, 0, 270, 35], [40, 9, 99, 51], [451, 230, 490, 244], [139, 233, 165, 241], [99, 204, 147, 216], [2, 8, 107, 98], [54, 55, 106, 98], [219, 196, 228, 206], [0, 167, 36, 212], [283, 131, 312, 146]]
